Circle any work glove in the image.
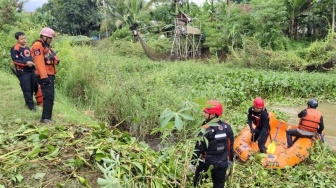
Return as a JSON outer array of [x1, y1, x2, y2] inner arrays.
[[189, 164, 195, 173], [41, 78, 51, 86]]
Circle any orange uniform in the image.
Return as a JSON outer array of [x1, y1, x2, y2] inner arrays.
[[30, 40, 59, 79]]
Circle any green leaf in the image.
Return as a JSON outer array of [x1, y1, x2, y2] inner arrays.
[[174, 114, 183, 131], [33, 172, 46, 180], [45, 147, 60, 159], [77, 176, 91, 188], [39, 133, 49, 140], [56, 182, 65, 187], [159, 109, 174, 119], [15, 174, 24, 182], [55, 125, 65, 131], [179, 113, 194, 121], [150, 127, 161, 135], [46, 145, 55, 152], [132, 162, 144, 173], [95, 153, 105, 162], [160, 113, 174, 128], [27, 134, 40, 142], [99, 123, 106, 130], [177, 107, 191, 113], [38, 128, 50, 136], [0, 184, 5, 188], [28, 145, 41, 158], [316, 163, 324, 171], [97, 178, 111, 185], [207, 122, 219, 127]]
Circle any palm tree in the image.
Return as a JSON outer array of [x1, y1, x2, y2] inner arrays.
[[96, 0, 167, 36]]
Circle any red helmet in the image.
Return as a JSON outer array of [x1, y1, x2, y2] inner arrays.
[[40, 27, 55, 38], [253, 97, 265, 108], [204, 100, 223, 116]]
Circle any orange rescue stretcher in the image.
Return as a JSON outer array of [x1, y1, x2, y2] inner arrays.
[[233, 112, 323, 169]]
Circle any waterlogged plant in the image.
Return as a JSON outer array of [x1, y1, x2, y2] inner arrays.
[[159, 101, 200, 130], [97, 150, 121, 187], [150, 101, 201, 141]]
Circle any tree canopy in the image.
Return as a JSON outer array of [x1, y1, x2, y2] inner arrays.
[[37, 0, 102, 36]]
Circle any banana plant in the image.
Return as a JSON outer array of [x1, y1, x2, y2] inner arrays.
[[285, 0, 312, 39]]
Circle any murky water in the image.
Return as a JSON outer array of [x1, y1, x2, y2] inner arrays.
[[271, 102, 336, 150]]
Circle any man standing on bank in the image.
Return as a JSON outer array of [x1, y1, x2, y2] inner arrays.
[[31, 27, 60, 123], [10, 31, 37, 111], [190, 100, 234, 188]]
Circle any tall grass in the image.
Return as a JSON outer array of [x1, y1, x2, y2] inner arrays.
[[54, 40, 336, 139], [1, 37, 335, 188]]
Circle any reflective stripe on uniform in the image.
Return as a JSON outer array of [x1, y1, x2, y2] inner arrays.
[[217, 146, 225, 151], [215, 133, 227, 138]]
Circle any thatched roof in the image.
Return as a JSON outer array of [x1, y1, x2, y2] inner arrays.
[[175, 11, 192, 24]]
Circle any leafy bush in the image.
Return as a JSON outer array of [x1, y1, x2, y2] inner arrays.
[[304, 33, 336, 71], [110, 27, 132, 41], [69, 35, 97, 46], [227, 38, 307, 71], [146, 37, 172, 53], [110, 40, 147, 57]]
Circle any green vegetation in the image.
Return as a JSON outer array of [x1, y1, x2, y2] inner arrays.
[[1, 54, 336, 187], [1, 0, 336, 187]]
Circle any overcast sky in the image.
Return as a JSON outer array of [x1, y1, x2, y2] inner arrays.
[[23, 0, 206, 12], [190, 0, 205, 6], [23, 0, 48, 12]]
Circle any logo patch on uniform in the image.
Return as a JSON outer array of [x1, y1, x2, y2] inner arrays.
[[24, 49, 31, 57], [218, 125, 224, 130], [34, 49, 41, 55]]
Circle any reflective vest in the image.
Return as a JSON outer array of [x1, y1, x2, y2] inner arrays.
[[204, 122, 229, 155], [299, 108, 321, 132]]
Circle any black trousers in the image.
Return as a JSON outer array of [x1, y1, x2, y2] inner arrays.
[[286, 129, 314, 148], [18, 71, 38, 109], [193, 161, 228, 188], [36, 75, 55, 120], [251, 127, 268, 153]]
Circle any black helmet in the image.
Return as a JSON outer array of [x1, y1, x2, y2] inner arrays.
[[307, 99, 318, 108]]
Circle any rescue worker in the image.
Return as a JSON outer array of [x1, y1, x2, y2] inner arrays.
[[247, 97, 269, 153], [190, 100, 234, 188], [10, 31, 38, 111], [286, 99, 324, 148], [31, 27, 60, 124]]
